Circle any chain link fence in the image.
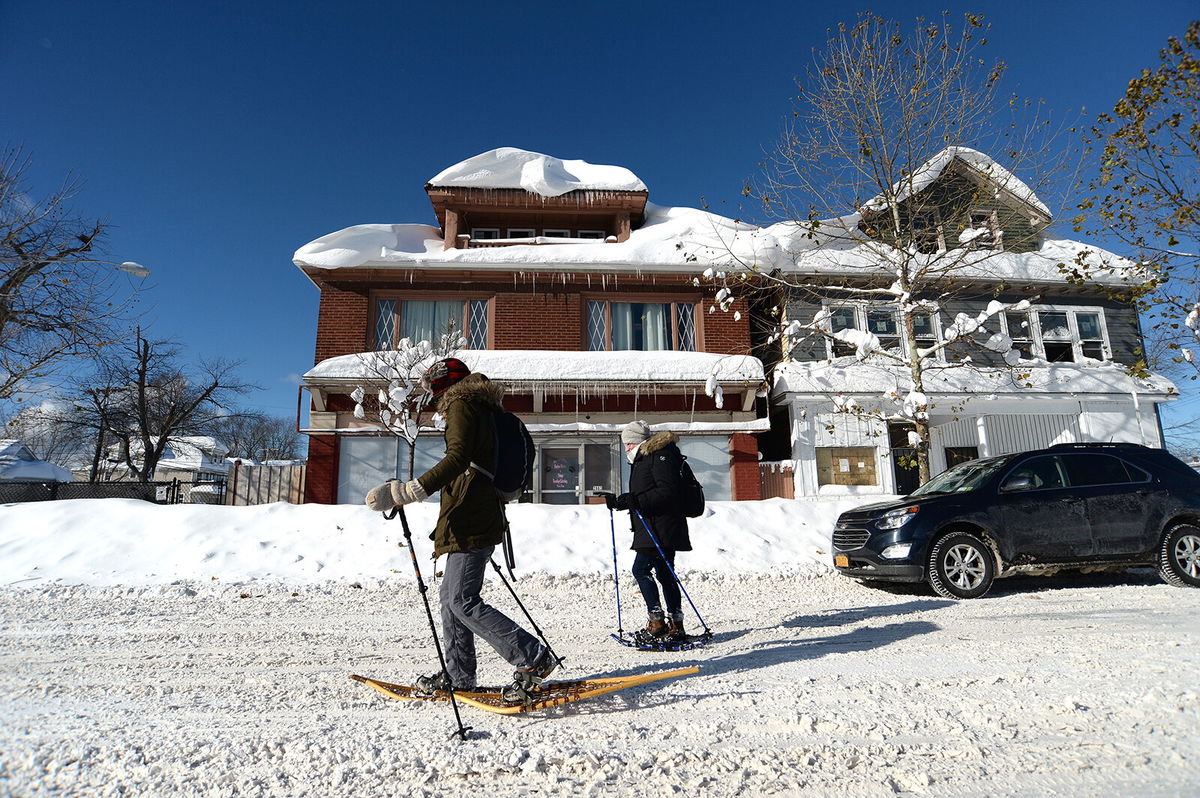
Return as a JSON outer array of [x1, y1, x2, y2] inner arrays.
[[0, 479, 227, 505]]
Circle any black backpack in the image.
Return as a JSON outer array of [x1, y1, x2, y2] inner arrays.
[[679, 454, 706, 518], [472, 407, 535, 503]]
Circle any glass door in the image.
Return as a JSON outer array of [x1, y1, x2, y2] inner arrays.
[[537, 441, 619, 504], [540, 447, 581, 504]]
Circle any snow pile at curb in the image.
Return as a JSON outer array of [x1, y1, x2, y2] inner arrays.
[[0, 497, 889, 587]]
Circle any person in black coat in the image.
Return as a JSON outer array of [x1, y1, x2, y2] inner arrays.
[[607, 420, 692, 641]]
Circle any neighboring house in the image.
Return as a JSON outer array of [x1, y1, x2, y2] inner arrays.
[[106, 436, 231, 484], [759, 147, 1176, 497], [294, 147, 766, 505], [0, 439, 74, 482]]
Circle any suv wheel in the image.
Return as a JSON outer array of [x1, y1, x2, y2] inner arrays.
[[1158, 523, 1200, 588], [927, 532, 995, 599]]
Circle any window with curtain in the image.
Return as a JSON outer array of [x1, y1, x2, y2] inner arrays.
[[586, 300, 697, 351], [374, 298, 488, 350]]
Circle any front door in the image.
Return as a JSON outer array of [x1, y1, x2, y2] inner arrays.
[[540, 447, 581, 504], [888, 423, 920, 496], [537, 442, 619, 504]]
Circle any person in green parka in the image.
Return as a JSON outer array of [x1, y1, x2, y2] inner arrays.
[[365, 358, 557, 703]]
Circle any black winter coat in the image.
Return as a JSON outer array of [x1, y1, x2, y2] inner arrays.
[[622, 431, 692, 552]]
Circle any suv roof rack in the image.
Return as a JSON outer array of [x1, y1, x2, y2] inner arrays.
[[1048, 442, 1148, 450]]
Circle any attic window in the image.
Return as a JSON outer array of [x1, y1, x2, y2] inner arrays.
[[960, 210, 1002, 250], [909, 208, 944, 254]]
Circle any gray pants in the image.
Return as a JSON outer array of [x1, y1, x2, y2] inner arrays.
[[439, 546, 541, 689]]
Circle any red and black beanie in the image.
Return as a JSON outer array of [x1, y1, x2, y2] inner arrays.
[[423, 357, 471, 396]]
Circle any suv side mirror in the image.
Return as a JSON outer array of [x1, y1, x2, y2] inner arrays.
[[1000, 476, 1034, 493]]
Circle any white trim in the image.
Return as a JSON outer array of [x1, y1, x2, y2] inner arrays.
[[1000, 304, 1111, 362]]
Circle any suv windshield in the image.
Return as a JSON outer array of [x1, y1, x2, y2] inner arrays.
[[910, 456, 1012, 496]]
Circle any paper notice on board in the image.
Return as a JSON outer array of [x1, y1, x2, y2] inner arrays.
[[839, 458, 850, 473]]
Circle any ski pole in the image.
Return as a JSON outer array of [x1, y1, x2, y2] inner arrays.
[[608, 506, 624, 637], [633, 509, 711, 634], [385, 506, 472, 742], [487, 557, 564, 669]]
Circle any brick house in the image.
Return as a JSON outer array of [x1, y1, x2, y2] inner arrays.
[[294, 148, 767, 505]]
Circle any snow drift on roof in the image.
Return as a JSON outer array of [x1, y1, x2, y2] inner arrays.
[[772, 360, 1176, 398], [860, 146, 1051, 218], [427, 147, 647, 197], [304, 349, 765, 385], [293, 203, 764, 272]]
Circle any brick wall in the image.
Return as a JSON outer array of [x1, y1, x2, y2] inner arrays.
[[729, 433, 762, 501]]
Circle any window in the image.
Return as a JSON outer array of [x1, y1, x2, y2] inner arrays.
[[1004, 311, 1034, 358], [543, 228, 571, 238], [470, 228, 500, 240], [1061, 454, 1147, 487], [824, 305, 938, 359], [816, 447, 878, 487], [945, 446, 980, 467], [586, 300, 697, 351], [374, 298, 488, 350], [1003, 456, 1067, 491], [507, 228, 535, 239], [961, 209, 1002, 250], [910, 208, 944, 254], [577, 230, 607, 240], [1002, 307, 1109, 363]]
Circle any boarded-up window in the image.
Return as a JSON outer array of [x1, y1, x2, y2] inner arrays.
[[816, 447, 877, 486]]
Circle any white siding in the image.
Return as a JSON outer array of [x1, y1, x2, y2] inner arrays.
[[983, 414, 1081, 455]]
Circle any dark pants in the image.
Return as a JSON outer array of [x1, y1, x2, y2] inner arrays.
[[632, 549, 681, 615], [439, 546, 541, 689]]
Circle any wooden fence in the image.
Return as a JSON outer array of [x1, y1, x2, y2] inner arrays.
[[224, 462, 306, 505], [759, 461, 795, 500]]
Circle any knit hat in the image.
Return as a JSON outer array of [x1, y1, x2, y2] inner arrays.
[[621, 420, 652, 445], [422, 357, 471, 396]]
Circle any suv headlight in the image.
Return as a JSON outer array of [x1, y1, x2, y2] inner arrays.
[[876, 506, 919, 530]]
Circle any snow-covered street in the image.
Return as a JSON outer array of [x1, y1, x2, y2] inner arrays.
[[3, 568, 1198, 797]]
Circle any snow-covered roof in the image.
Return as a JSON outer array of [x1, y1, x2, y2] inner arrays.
[[293, 202, 764, 273], [761, 219, 1140, 284], [304, 349, 765, 386], [427, 147, 647, 197], [0, 439, 74, 482], [860, 146, 1051, 218], [772, 360, 1177, 400], [294, 147, 1134, 286]]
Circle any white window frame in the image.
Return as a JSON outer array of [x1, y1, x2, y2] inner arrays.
[[470, 227, 500, 240], [821, 303, 944, 361], [507, 228, 535, 239], [1000, 305, 1110, 362], [577, 230, 608, 239], [965, 208, 1003, 251], [909, 207, 945, 253], [543, 228, 571, 238]]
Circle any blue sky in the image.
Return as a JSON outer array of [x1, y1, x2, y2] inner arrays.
[[2, 0, 1195, 425]]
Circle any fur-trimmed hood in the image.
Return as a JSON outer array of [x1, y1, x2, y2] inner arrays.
[[638, 430, 679, 456], [435, 372, 504, 411]]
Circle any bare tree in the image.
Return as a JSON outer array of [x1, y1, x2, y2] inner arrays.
[[0, 147, 145, 400], [212, 411, 302, 461], [72, 330, 254, 481], [705, 12, 1083, 483]]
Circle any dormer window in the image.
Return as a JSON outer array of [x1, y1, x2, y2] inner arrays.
[[960, 209, 1002, 250], [909, 208, 944, 254]]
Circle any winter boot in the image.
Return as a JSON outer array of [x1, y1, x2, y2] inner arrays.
[[501, 647, 559, 704], [644, 610, 668, 638], [413, 671, 454, 696], [666, 612, 687, 641]]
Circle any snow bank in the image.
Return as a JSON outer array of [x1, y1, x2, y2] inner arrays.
[[0, 497, 888, 587]]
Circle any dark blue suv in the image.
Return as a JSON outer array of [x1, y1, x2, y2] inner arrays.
[[831, 443, 1200, 599]]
